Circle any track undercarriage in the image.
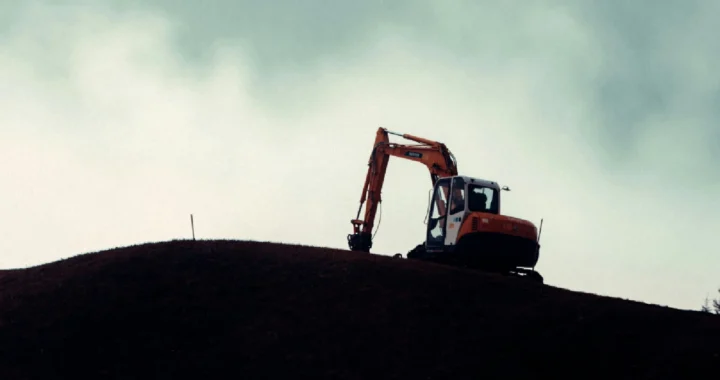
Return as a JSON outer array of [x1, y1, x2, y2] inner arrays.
[[400, 242, 544, 284]]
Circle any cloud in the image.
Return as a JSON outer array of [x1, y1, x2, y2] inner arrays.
[[1, 1, 718, 311]]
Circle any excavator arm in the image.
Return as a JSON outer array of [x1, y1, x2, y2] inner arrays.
[[348, 127, 459, 252]]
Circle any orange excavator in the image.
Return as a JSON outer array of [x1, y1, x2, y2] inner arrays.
[[348, 127, 544, 283]]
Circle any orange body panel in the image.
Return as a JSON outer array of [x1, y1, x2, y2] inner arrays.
[[456, 212, 538, 243]]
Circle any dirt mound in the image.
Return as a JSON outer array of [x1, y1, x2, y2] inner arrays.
[[0, 240, 718, 379]]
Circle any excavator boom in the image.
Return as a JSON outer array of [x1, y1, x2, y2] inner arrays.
[[348, 127, 457, 252]]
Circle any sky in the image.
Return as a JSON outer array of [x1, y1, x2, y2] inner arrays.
[[2, 0, 719, 311]]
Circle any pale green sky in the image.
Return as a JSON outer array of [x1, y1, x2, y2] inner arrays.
[[2, 0, 719, 311]]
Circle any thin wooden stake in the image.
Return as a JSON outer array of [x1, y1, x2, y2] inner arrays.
[[190, 214, 196, 241]]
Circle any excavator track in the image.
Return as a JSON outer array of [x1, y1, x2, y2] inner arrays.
[[402, 243, 544, 284]]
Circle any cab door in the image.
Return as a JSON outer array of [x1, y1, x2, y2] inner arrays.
[[444, 177, 466, 247], [425, 178, 451, 252]]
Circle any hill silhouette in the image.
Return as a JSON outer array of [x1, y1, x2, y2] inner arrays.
[[0, 240, 718, 379]]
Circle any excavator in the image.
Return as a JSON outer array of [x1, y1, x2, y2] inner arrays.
[[347, 127, 544, 283]]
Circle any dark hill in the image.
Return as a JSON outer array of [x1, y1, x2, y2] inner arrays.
[[0, 240, 717, 379]]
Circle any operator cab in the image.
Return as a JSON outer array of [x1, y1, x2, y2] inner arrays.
[[425, 175, 502, 252]]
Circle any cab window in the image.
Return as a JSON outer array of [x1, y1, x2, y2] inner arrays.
[[467, 185, 499, 214]]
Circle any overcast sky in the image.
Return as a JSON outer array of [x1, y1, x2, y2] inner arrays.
[[2, 0, 719, 311]]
